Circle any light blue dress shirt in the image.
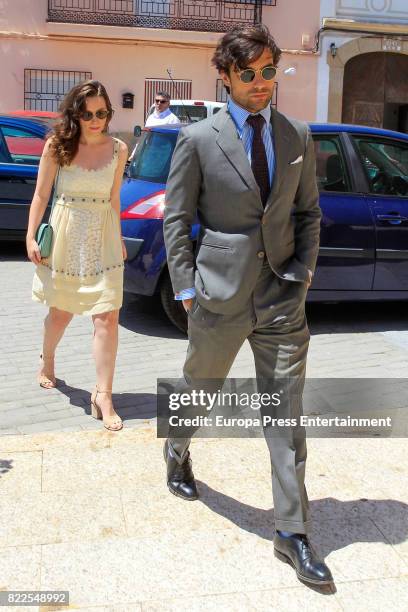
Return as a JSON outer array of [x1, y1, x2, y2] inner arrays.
[[227, 96, 275, 186], [176, 97, 276, 301]]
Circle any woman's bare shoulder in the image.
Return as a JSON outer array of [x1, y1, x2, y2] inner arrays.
[[112, 137, 128, 157], [42, 136, 58, 162]]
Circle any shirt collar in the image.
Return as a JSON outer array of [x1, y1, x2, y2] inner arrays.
[[227, 97, 271, 136], [154, 108, 171, 119]]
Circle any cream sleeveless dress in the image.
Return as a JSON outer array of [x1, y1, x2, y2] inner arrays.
[[32, 138, 124, 315]]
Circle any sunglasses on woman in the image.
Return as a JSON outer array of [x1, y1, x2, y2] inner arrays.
[[78, 109, 112, 121], [236, 65, 277, 84]]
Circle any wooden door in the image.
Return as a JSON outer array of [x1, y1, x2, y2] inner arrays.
[[342, 52, 408, 131]]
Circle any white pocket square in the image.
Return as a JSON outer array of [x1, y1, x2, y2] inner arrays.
[[289, 155, 303, 165]]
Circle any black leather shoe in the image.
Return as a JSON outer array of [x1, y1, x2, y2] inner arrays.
[[274, 533, 333, 585], [163, 440, 199, 501]]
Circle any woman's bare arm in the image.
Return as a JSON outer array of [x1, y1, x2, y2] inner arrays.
[[26, 139, 59, 264]]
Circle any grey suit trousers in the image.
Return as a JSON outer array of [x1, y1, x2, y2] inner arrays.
[[168, 261, 312, 534]]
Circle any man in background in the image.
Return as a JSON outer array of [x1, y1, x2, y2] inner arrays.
[[128, 91, 180, 161], [145, 91, 179, 127]]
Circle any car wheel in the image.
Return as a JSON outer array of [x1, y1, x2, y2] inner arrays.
[[160, 271, 188, 334]]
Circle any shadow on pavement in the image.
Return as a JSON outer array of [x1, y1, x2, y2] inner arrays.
[[307, 301, 407, 335], [0, 241, 27, 262], [56, 382, 157, 422], [121, 294, 408, 338], [197, 480, 408, 552], [197, 482, 407, 594], [0, 458, 14, 478], [119, 292, 186, 340]]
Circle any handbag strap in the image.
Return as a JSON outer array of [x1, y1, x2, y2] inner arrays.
[[49, 165, 60, 216]]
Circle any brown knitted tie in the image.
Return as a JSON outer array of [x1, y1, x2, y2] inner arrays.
[[247, 114, 270, 207]]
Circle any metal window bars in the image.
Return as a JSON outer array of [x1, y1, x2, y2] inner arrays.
[[24, 69, 92, 111], [144, 78, 192, 118], [48, 0, 277, 32]]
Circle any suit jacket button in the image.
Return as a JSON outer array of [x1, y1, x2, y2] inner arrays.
[[257, 251, 265, 259]]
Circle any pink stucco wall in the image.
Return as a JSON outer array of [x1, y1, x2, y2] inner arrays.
[[263, 0, 320, 121], [0, 0, 320, 132], [0, 38, 223, 134]]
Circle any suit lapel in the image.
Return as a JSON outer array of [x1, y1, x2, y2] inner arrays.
[[213, 107, 259, 196], [212, 106, 295, 211], [265, 109, 292, 209]]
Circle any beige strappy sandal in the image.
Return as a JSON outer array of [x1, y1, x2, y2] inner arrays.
[[90, 386, 123, 431], [38, 354, 57, 389]]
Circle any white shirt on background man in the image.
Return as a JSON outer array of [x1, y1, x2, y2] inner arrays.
[[129, 104, 180, 161], [145, 108, 179, 127]]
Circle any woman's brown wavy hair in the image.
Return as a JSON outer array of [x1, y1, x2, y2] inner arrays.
[[49, 80, 114, 166]]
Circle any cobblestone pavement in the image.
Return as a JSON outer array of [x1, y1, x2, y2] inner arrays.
[[1, 242, 408, 435]]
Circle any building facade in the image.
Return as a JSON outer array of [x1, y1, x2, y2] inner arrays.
[[317, 0, 408, 132], [0, 0, 321, 142], [2, 1, 407, 141]]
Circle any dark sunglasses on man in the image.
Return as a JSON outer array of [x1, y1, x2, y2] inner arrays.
[[155, 99, 169, 105], [235, 64, 277, 83]]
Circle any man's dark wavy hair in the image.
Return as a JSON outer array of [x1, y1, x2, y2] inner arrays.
[[212, 24, 281, 94]]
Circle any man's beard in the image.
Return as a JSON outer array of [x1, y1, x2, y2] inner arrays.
[[230, 86, 273, 113]]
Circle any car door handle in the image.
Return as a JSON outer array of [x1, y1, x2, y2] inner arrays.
[[376, 214, 408, 225]]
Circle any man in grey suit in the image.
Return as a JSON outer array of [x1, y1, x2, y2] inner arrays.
[[163, 24, 333, 586]]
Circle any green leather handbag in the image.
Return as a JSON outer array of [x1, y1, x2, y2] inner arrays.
[[36, 167, 60, 259], [36, 222, 54, 258]]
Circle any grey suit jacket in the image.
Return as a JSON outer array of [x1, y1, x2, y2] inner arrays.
[[163, 105, 321, 315]]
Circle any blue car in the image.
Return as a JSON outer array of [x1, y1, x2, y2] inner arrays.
[[0, 115, 53, 240], [122, 122, 408, 332]]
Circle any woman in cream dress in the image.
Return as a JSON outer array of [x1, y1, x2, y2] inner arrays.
[[26, 80, 128, 431]]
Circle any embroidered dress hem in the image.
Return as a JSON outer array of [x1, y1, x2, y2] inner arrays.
[[32, 267, 123, 315]]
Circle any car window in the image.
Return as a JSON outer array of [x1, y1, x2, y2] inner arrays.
[[170, 105, 207, 123], [353, 136, 408, 197], [313, 135, 350, 192], [1, 126, 45, 165], [129, 130, 178, 183], [213, 107, 221, 115], [0, 128, 12, 162]]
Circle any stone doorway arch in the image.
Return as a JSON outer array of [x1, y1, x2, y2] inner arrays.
[[342, 52, 408, 130], [327, 37, 408, 130]]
